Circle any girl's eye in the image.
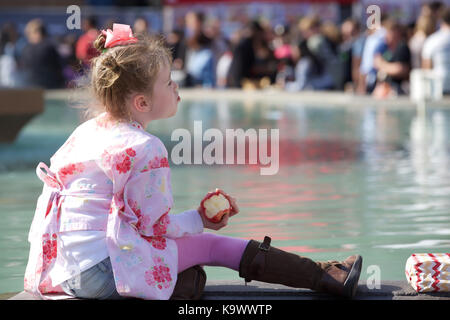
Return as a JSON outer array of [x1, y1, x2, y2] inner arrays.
[[168, 80, 172, 86]]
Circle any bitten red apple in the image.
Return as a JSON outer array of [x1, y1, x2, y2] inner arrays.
[[200, 190, 232, 223]]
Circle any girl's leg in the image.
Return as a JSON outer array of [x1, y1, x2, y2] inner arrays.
[[175, 233, 363, 299], [175, 233, 249, 273], [61, 257, 124, 300], [238, 236, 363, 298]]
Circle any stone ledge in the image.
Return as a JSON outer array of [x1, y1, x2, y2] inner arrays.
[[5, 281, 450, 300], [202, 280, 450, 300], [45, 89, 450, 110]]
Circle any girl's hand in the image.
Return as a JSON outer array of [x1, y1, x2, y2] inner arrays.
[[197, 205, 230, 230]]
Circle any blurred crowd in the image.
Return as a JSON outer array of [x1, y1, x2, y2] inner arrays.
[[1, 1, 449, 97]]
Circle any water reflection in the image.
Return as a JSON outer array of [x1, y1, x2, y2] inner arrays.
[[0, 97, 449, 291], [410, 109, 449, 184]]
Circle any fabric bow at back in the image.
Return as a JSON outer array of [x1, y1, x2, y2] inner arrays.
[[102, 23, 138, 49], [36, 162, 64, 219]]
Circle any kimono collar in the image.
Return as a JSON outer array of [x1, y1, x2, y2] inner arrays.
[[129, 119, 145, 131], [97, 112, 145, 131]]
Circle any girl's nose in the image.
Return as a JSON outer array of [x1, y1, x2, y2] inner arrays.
[[174, 82, 179, 91]]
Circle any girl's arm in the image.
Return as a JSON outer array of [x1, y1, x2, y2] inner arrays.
[[105, 138, 205, 240], [121, 162, 205, 239]]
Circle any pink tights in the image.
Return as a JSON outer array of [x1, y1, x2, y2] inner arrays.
[[175, 233, 250, 273]]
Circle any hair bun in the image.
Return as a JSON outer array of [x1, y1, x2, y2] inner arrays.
[[93, 33, 106, 53], [103, 55, 121, 72]]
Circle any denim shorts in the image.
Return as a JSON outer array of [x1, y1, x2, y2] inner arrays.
[[60, 257, 124, 300]]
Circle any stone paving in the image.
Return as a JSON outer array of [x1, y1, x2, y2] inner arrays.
[[5, 280, 450, 300]]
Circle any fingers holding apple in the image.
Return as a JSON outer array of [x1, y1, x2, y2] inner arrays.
[[225, 194, 239, 216], [197, 205, 229, 230], [200, 189, 232, 223]]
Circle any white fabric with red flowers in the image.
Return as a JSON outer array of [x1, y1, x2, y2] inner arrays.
[[24, 112, 204, 300]]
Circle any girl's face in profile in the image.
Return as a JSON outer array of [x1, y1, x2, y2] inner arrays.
[[148, 62, 180, 120]]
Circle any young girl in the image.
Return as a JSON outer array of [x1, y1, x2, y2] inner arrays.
[[24, 24, 363, 300]]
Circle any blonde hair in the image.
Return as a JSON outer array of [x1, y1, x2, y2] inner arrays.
[[25, 18, 46, 38], [415, 14, 436, 36], [298, 15, 321, 33], [83, 33, 172, 121]]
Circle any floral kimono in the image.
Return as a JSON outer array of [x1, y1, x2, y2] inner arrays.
[[24, 112, 204, 299]]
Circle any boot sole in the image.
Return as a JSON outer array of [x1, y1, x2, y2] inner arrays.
[[343, 255, 363, 299]]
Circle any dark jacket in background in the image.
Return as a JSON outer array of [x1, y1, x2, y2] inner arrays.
[[20, 39, 64, 89], [226, 37, 254, 88]]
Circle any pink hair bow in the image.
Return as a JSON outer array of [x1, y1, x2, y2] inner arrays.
[[102, 23, 138, 49]]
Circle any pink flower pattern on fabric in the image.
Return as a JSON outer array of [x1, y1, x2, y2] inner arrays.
[[116, 148, 136, 174], [142, 235, 167, 250], [144, 256, 172, 290], [153, 211, 170, 236], [128, 199, 151, 231], [101, 146, 137, 175], [140, 156, 169, 173], [58, 163, 85, 184], [42, 233, 57, 271]]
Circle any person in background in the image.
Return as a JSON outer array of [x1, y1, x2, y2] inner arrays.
[[20, 19, 64, 89], [166, 29, 183, 66], [166, 29, 186, 87], [322, 20, 344, 89], [321, 21, 341, 55], [408, 14, 436, 70], [296, 15, 337, 90], [57, 33, 79, 87], [357, 15, 387, 94], [133, 16, 150, 37], [339, 18, 365, 92], [284, 38, 326, 91], [215, 40, 233, 89], [0, 22, 19, 87], [216, 28, 242, 89], [373, 19, 411, 96], [75, 16, 100, 70], [179, 11, 215, 88], [273, 24, 293, 60], [420, 1, 445, 22], [204, 17, 228, 70], [422, 6, 450, 94], [226, 20, 277, 88], [273, 24, 295, 88]]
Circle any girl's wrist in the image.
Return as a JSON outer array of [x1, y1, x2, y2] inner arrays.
[[196, 206, 206, 227]]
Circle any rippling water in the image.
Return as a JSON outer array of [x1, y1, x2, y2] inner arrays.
[[0, 97, 449, 293]]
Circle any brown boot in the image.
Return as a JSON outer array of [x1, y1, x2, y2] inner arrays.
[[315, 256, 363, 298], [170, 265, 207, 300], [239, 236, 362, 298]]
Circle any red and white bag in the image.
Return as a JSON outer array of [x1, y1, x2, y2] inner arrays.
[[405, 253, 450, 292]]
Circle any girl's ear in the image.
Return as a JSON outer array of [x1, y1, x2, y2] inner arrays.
[[133, 94, 152, 113]]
